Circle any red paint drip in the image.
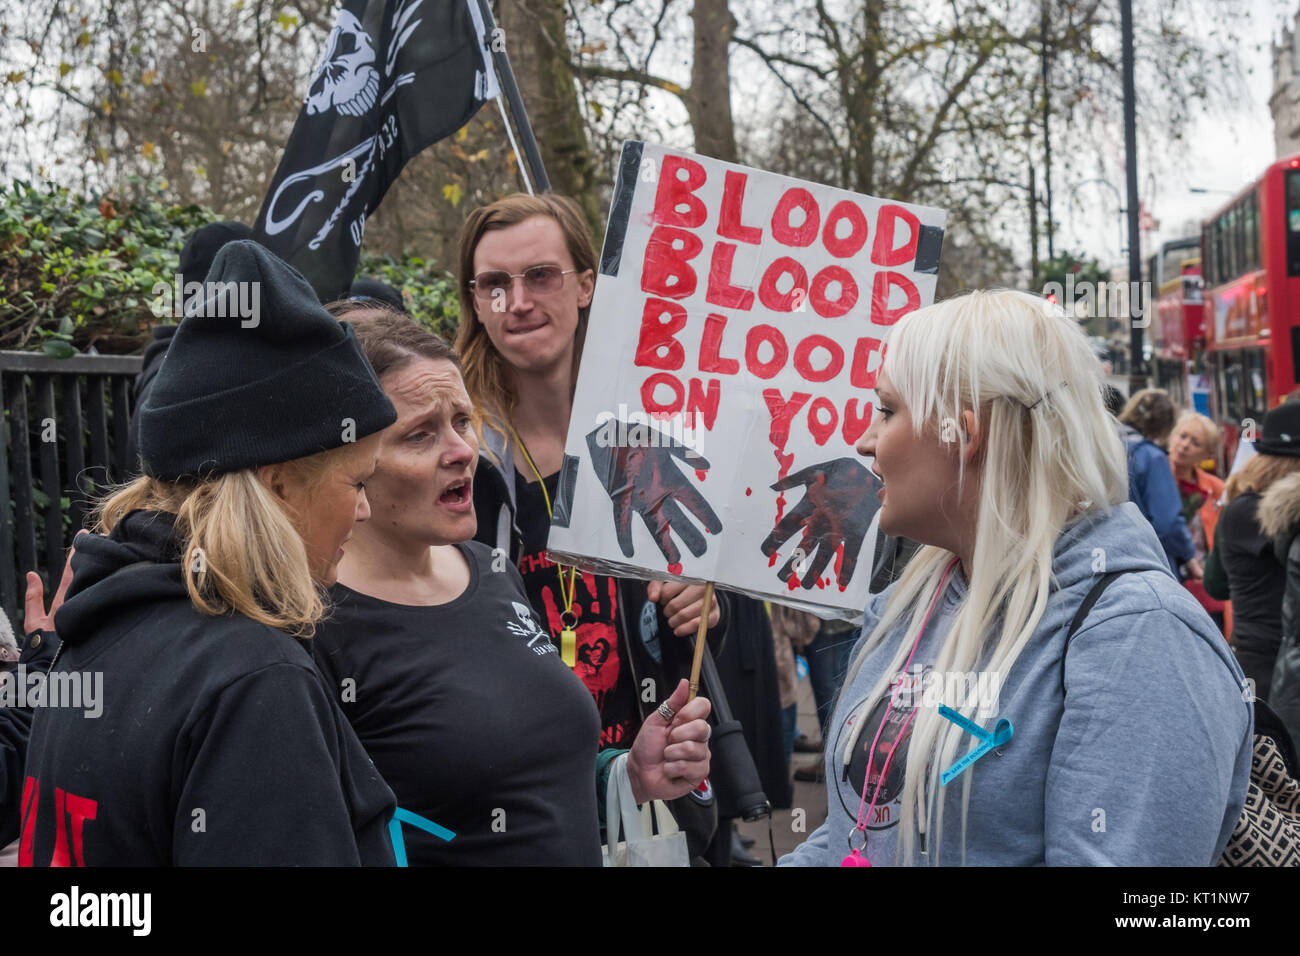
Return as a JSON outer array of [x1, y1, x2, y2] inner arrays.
[[745, 487, 752, 496], [786, 573, 801, 592], [817, 578, 827, 589], [833, 542, 846, 583], [695, 469, 707, 482], [774, 448, 795, 480], [667, 562, 682, 575], [768, 552, 778, 568]]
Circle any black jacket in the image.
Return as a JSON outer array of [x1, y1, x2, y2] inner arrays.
[[21, 510, 396, 866], [1217, 491, 1286, 662], [1261, 473, 1300, 749], [0, 622, 57, 848]]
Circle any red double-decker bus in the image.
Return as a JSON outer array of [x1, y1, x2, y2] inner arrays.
[[1201, 154, 1300, 469], [1149, 237, 1204, 411]]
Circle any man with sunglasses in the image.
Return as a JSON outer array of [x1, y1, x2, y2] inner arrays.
[[455, 194, 730, 858]]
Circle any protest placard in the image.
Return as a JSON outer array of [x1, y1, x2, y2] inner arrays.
[[546, 141, 947, 618]]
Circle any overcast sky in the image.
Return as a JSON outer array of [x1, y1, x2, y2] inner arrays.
[[1067, 0, 1293, 266]]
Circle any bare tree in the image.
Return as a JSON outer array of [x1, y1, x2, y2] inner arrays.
[[498, 0, 604, 233], [566, 0, 739, 163]]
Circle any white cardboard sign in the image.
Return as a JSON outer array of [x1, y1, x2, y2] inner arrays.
[[547, 141, 947, 618]]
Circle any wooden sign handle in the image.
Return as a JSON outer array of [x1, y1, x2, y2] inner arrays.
[[687, 582, 715, 702]]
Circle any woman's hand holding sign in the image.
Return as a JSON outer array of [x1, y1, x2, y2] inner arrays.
[[761, 457, 877, 589], [627, 678, 712, 803]]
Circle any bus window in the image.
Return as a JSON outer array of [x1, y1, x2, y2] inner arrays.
[[1287, 170, 1300, 276], [1216, 214, 1228, 284], [1245, 348, 1268, 421], [1201, 225, 1211, 287], [1222, 208, 1232, 282], [1219, 351, 1245, 426], [1222, 208, 1232, 280], [1246, 191, 1259, 272], [1234, 201, 1242, 276], [1239, 203, 1249, 278]]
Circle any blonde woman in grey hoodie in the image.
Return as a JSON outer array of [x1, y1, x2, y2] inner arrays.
[[781, 290, 1252, 866]]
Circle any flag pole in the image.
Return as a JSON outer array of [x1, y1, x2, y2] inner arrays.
[[473, 0, 551, 193], [687, 582, 715, 702], [494, 96, 534, 196]]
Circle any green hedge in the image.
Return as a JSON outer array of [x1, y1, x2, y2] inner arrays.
[[0, 179, 460, 353], [356, 250, 461, 342], [0, 179, 215, 355]]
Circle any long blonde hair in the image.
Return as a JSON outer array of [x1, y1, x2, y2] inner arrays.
[[1226, 452, 1300, 502], [841, 289, 1128, 864], [94, 444, 355, 637]]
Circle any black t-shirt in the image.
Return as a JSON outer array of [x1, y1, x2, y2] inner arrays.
[[514, 470, 641, 748], [313, 541, 602, 866], [1219, 492, 1285, 654]]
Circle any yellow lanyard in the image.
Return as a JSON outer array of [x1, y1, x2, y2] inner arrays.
[[513, 433, 579, 667]]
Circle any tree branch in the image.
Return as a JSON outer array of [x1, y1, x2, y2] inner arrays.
[[570, 62, 689, 104]]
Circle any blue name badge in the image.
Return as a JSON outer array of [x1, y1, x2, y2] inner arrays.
[[937, 705, 1013, 786]]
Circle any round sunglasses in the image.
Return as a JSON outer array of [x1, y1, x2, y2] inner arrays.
[[469, 264, 577, 300]]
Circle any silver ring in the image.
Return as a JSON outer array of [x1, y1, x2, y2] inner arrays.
[[657, 701, 677, 723]]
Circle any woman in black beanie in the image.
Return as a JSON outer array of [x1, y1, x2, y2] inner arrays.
[[20, 241, 401, 866]]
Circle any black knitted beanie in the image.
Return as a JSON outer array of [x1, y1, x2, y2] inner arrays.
[[137, 240, 396, 479]]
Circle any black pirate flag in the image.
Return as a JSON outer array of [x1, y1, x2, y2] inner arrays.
[[253, 0, 498, 301]]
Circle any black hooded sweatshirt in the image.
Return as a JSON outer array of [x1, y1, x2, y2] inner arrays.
[[20, 510, 396, 866]]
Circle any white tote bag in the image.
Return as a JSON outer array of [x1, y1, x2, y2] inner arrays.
[[601, 754, 690, 867]]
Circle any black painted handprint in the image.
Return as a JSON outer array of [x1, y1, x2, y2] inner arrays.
[[761, 457, 878, 589], [585, 423, 722, 566]]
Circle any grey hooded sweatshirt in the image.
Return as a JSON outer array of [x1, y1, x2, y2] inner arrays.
[[780, 502, 1253, 866]]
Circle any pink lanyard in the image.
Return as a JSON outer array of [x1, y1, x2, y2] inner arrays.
[[843, 556, 960, 867]]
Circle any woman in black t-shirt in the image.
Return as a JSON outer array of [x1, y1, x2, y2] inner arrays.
[[313, 304, 713, 865]]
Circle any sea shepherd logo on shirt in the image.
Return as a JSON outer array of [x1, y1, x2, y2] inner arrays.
[[50, 886, 151, 936]]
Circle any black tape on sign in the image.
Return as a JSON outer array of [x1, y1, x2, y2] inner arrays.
[[600, 141, 644, 278], [914, 224, 945, 275], [550, 453, 580, 529]]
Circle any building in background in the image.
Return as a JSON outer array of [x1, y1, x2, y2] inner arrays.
[[1272, 8, 1300, 158]]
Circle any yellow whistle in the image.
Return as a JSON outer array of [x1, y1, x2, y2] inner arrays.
[[560, 627, 577, 668]]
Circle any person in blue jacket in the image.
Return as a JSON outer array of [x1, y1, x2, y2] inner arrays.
[[781, 291, 1252, 867], [1118, 388, 1200, 580]]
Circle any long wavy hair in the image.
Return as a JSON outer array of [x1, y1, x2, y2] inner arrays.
[[1226, 452, 1300, 502], [839, 289, 1128, 864], [93, 443, 358, 637], [453, 193, 596, 459]]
